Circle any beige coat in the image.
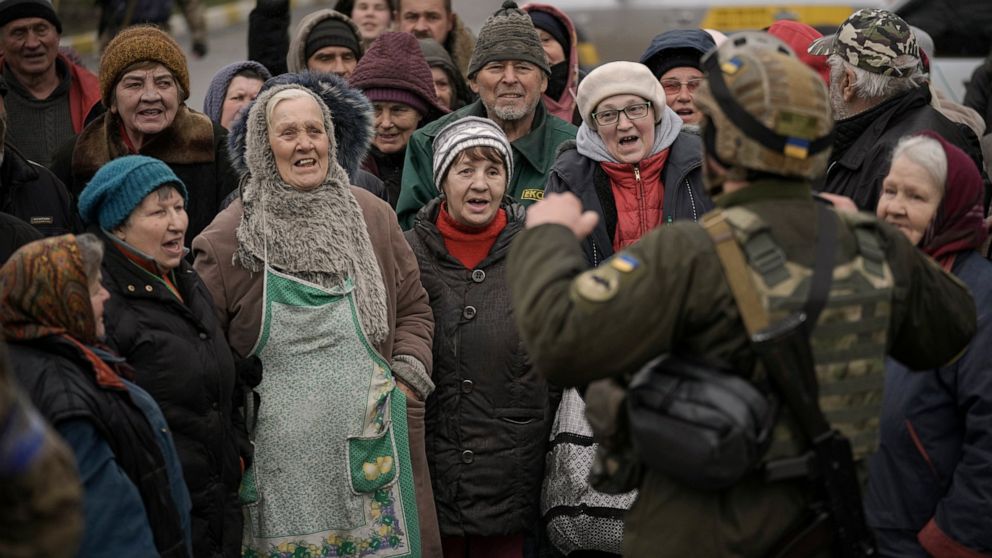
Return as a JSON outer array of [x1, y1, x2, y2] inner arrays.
[[192, 189, 441, 556]]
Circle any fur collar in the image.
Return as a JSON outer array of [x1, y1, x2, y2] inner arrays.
[[228, 72, 374, 181], [72, 106, 216, 180], [235, 83, 389, 345]]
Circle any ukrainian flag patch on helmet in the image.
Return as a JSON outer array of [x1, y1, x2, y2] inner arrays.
[[721, 56, 744, 75], [784, 137, 811, 159]]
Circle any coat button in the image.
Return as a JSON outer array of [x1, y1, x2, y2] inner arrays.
[[199, 332, 208, 340], [471, 269, 486, 283], [461, 450, 474, 464], [460, 379, 473, 394], [127, 285, 135, 292], [144, 285, 153, 292], [462, 305, 477, 320]]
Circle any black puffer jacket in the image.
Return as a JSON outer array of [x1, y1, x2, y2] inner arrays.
[[545, 133, 710, 266], [405, 198, 552, 538], [0, 144, 80, 237], [100, 234, 244, 558]]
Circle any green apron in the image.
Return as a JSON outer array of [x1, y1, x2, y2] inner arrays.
[[240, 265, 420, 558]]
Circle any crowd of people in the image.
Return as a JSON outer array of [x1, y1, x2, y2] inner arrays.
[[0, 0, 990, 557]]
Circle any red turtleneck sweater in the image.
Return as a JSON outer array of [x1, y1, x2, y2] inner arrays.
[[436, 204, 508, 269]]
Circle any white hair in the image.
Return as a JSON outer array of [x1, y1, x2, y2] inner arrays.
[[264, 88, 316, 127], [891, 135, 947, 195], [828, 54, 925, 102]]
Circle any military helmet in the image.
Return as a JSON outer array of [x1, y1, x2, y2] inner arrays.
[[694, 32, 833, 189]]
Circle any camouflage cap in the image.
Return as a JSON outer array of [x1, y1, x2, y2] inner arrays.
[[808, 8, 919, 77]]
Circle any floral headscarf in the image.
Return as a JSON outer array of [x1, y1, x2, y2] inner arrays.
[[0, 235, 124, 389]]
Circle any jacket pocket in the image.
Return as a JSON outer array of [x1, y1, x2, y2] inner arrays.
[[347, 423, 399, 495]]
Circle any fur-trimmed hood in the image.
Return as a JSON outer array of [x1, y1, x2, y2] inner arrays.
[[228, 71, 374, 180], [287, 9, 363, 74]]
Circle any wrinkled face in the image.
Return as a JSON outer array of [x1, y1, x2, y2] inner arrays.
[[352, 0, 392, 41], [307, 45, 358, 78], [877, 155, 942, 246], [88, 271, 110, 339], [114, 186, 188, 271], [111, 64, 181, 145], [220, 75, 264, 130], [373, 101, 421, 154], [397, 0, 452, 43], [430, 66, 453, 110], [595, 94, 656, 164], [442, 150, 507, 228], [268, 96, 331, 191], [537, 29, 565, 65], [660, 67, 703, 125], [470, 60, 547, 124], [0, 17, 58, 78]]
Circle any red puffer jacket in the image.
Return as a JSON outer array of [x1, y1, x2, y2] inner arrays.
[[600, 148, 669, 251]]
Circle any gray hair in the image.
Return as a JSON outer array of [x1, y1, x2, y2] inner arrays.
[[264, 88, 317, 128], [891, 134, 947, 195], [828, 54, 924, 102], [75, 233, 105, 286]]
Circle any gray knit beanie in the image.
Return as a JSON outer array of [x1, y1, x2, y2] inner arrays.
[[467, 1, 550, 78], [432, 116, 513, 194], [576, 61, 667, 131]]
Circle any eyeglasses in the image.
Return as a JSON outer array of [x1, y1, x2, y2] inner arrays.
[[592, 102, 652, 126], [660, 78, 704, 95]]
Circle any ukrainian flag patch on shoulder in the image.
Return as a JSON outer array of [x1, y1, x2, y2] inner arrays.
[[611, 254, 640, 273]]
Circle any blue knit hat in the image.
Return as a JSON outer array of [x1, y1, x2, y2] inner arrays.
[[78, 156, 189, 230]]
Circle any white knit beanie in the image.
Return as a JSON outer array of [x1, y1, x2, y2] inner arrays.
[[432, 116, 514, 193], [576, 61, 667, 131]]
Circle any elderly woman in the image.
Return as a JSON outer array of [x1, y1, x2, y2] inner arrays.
[[405, 116, 551, 557], [192, 82, 438, 556], [203, 61, 272, 131], [1, 234, 192, 558], [50, 25, 238, 245], [639, 29, 715, 127], [77, 156, 245, 558], [546, 61, 711, 266], [350, 31, 449, 208], [867, 131, 992, 557]]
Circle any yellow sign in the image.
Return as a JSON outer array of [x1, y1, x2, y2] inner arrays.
[[701, 5, 856, 31]]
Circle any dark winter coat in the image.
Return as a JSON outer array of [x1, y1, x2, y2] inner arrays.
[[964, 55, 992, 131], [50, 106, 238, 246], [247, 0, 289, 76], [405, 198, 552, 537], [545, 134, 710, 266], [866, 249, 992, 557], [0, 144, 79, 238], [100, 234, 244, 558], [821, 86, 986, 211], [0, 212, 41, 264], [7, 335, 189, 558]]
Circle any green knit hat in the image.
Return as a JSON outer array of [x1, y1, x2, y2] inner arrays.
[[100, 25, 190, 106], [467, 1, 550, 78], [78, 155, 189, 230]]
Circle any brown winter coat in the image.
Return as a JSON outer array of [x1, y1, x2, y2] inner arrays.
[[191, 190, 441, 555]]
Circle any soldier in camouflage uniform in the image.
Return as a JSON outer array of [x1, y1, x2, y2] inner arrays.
[[507, 33, 977, 557], [809, 8, 985, 211]]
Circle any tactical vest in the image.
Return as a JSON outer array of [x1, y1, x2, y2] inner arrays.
[[720, 206, 895, 463]]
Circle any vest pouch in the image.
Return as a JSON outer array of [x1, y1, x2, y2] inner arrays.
[[626, 354, 776, 490], [347, 422, 399, 495]]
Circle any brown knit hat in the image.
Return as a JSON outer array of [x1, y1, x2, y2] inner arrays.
[[100, 25, 190, 106], [467, 1, 550, 78]]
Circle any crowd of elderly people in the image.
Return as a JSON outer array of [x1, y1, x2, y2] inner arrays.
[[0, 0, 991, 557]]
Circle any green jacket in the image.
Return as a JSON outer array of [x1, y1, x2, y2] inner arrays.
[[507, 179, 977, 557], [396, 99, 577, 229]]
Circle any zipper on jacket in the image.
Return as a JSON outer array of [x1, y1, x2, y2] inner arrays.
[[633, 164, 647, 236], [686, 179, 698, 221], [592, 240, 600, 267]]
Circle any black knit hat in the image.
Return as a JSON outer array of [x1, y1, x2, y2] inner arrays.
[[528, 10, 570, 60], [0, 0, 61, 33], [467, 1, 550, 78], [305, 17, 362, 60]]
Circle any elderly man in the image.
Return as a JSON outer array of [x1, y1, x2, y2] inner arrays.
[[396, 0, 576, 229], [809, 8, 986, 211], [0, 0, 100, 166], [395, 0, 475, 78]]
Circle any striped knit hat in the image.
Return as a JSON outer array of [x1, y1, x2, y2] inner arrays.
[[432, 116, 513, 194]]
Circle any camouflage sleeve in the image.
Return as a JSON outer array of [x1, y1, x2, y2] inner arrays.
[[881, 224, 977, 369], [507, 221, 728, 386]]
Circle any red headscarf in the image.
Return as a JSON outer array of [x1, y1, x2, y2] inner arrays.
[[916, 130, 989, 269], [0, 235, 125, 389]]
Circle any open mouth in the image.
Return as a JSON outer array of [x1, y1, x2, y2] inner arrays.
[[162, 238, 183, 255], [466, 197, 490, 211], [294, 158, 317, 168], [675, 108, 695, 117], [619, 135, 639, 146], [377, 132, 398, 141], [138, 108, 163, 117]]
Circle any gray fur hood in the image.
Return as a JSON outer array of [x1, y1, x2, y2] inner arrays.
[[227, 71, 374, 179], [287, 9, 363, 73]]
